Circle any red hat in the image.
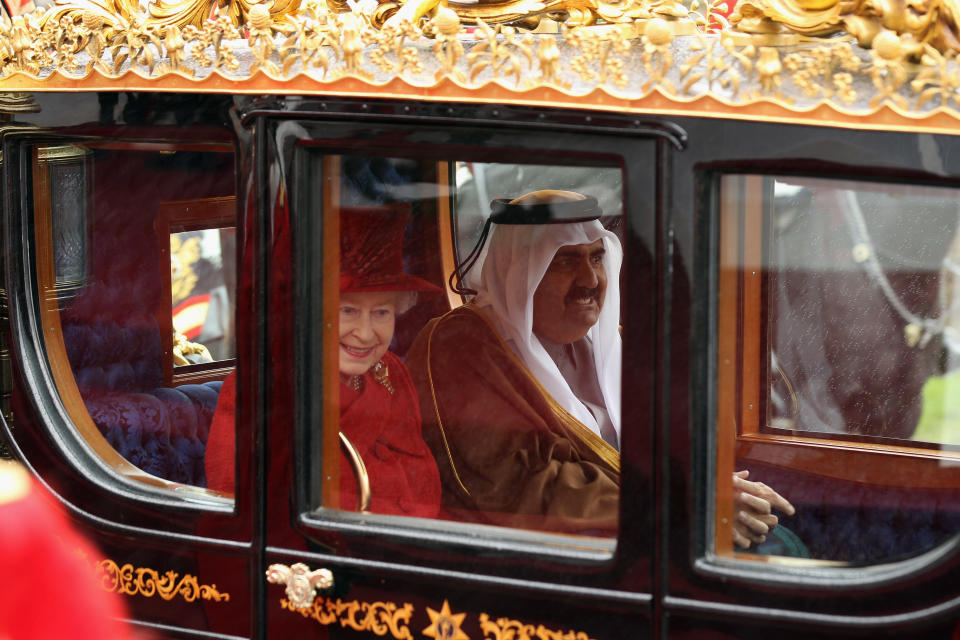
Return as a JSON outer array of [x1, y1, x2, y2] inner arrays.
[[339, 204, 442, 297]]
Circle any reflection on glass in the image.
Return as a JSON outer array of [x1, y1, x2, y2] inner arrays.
[[171, 228, 236, 365], [35, 143, 235, 488], [767, 178, 960, 442], [717, 174, 960, 565], [318, 155, 623, 540]]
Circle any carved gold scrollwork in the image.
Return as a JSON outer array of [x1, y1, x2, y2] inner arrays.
[[266, 562, 334, 608], [95, 558, 230, 603], [731, 0, 960, 57], [478, 613, 596, 640], [279, 594, 415, 639]]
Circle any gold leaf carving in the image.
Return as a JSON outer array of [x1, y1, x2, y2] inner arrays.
[[566, 24, 632, 88], [95, 558, 230, 603], [478, 613, 595, 640], [467, 20, 534, 87], [280, 595, 415, 639], [868, 29, 910, 108], [912, 43, 960, 109], [783, 42, 861, 101], [5, 0, 960, 124]]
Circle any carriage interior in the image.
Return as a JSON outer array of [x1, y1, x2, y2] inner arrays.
[[28, 124, 960, 565]]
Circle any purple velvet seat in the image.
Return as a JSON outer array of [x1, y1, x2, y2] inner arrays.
[[62, 299, 223, 487]]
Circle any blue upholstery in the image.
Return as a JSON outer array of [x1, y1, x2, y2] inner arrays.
[[61, 310, 222, 487], [746, 464, 960, 563], [81, 382, 222, 486]]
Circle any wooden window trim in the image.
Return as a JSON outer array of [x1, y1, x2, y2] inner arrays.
[[716, 172, 960, 559], [32, 144, 209, 493], [157, 195, 237, 386]]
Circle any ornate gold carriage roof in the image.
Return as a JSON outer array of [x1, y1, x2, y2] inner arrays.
[[2, 0, 960, 132]]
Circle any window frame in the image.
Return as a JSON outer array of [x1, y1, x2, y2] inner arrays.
[[159, 195, 238, 386], [271, 113, 663, 583], [705, 166, 960, 576], [5, 130, 237, 508]]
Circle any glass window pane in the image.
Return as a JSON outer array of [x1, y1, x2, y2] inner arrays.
[[311, 153, 624, 543], [171, 228, 236, 365], [715, 173, 960, 564], [34, 142, 236, 490]]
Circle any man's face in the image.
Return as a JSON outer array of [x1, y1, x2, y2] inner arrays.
[[532, 239, 606, 344]]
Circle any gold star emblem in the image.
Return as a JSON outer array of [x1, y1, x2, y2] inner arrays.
[[422, 600, 469, 640]]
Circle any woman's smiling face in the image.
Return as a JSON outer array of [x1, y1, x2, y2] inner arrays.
[[339, 291, 397, 379]]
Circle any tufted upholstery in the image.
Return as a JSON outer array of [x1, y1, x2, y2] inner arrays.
[[80, 381, 222, 487], [61, 289, 223, 488], [48, 145, 236, 488], [746, 463, 960, 563]]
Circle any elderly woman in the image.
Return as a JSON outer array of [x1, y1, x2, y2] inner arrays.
[[204, 205, 442, 519]]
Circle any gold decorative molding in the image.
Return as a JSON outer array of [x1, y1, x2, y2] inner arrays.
[[478, 613, 596, 640], [423, 600, 469, 640], [95, 558, 231, 603], [730, 0, 959, 59], [0, 0, 958, 130], [279, 595, 415, 639], [274, 591, 599, 640], [266, 562, 334, 608]]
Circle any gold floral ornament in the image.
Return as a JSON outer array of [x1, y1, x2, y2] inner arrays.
[[783, 43, 861, 102], [536, 34, 565, 86], [756, 45, 782, 95], [280, 595, 415, 639], [642, 17, 675, 92], [478, 613, 596, 640], [147, 0, 302, 29], [431, 6, 463, 82], [2, 15, 43, 76], [566, 23, 631, 88], [467, 20, 534, 87], [911, 43, 960, 108], [679, 27, 754, 95], [869, 29, 910, 108], [96, 558, 230, 603], [278, 0, 336, 77], [729, 0, 960, 57], [248, 3, 280, 75], [367, 14, 423, 76], [266, 562, 334, 609]]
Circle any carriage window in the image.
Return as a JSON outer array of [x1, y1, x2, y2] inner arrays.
[[308, 152, 623, 544], [715, 174, 960, 565], [164, 196, 237, 369], [33, 141, 236, 491]]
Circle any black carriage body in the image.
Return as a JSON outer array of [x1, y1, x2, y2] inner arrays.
[[1, 92, 959, 639]]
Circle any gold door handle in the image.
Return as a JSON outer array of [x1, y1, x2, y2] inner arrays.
[[265, 563, 334, 608], [339, 430, 371, 512]]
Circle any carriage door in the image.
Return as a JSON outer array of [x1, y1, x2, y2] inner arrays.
[[0, 92, 256, 639], [668, 118, 960, 638], [255, 105, 665, 639]]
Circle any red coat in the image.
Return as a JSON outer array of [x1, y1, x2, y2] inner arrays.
[[205, 351, 441, 518], [0, 463, 132, 640]]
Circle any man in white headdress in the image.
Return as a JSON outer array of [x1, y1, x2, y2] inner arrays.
[[407, 191, 792, 542], [407, 191, 618, 532]]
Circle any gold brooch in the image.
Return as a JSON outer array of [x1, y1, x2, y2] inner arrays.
[[372, 361, 393, 394]]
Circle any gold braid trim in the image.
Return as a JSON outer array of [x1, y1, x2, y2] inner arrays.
[[424, 304, 620, 497], [424, 310, 473, 498]]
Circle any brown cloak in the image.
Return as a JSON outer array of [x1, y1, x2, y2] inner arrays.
[[405, 305, 619, 534]]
